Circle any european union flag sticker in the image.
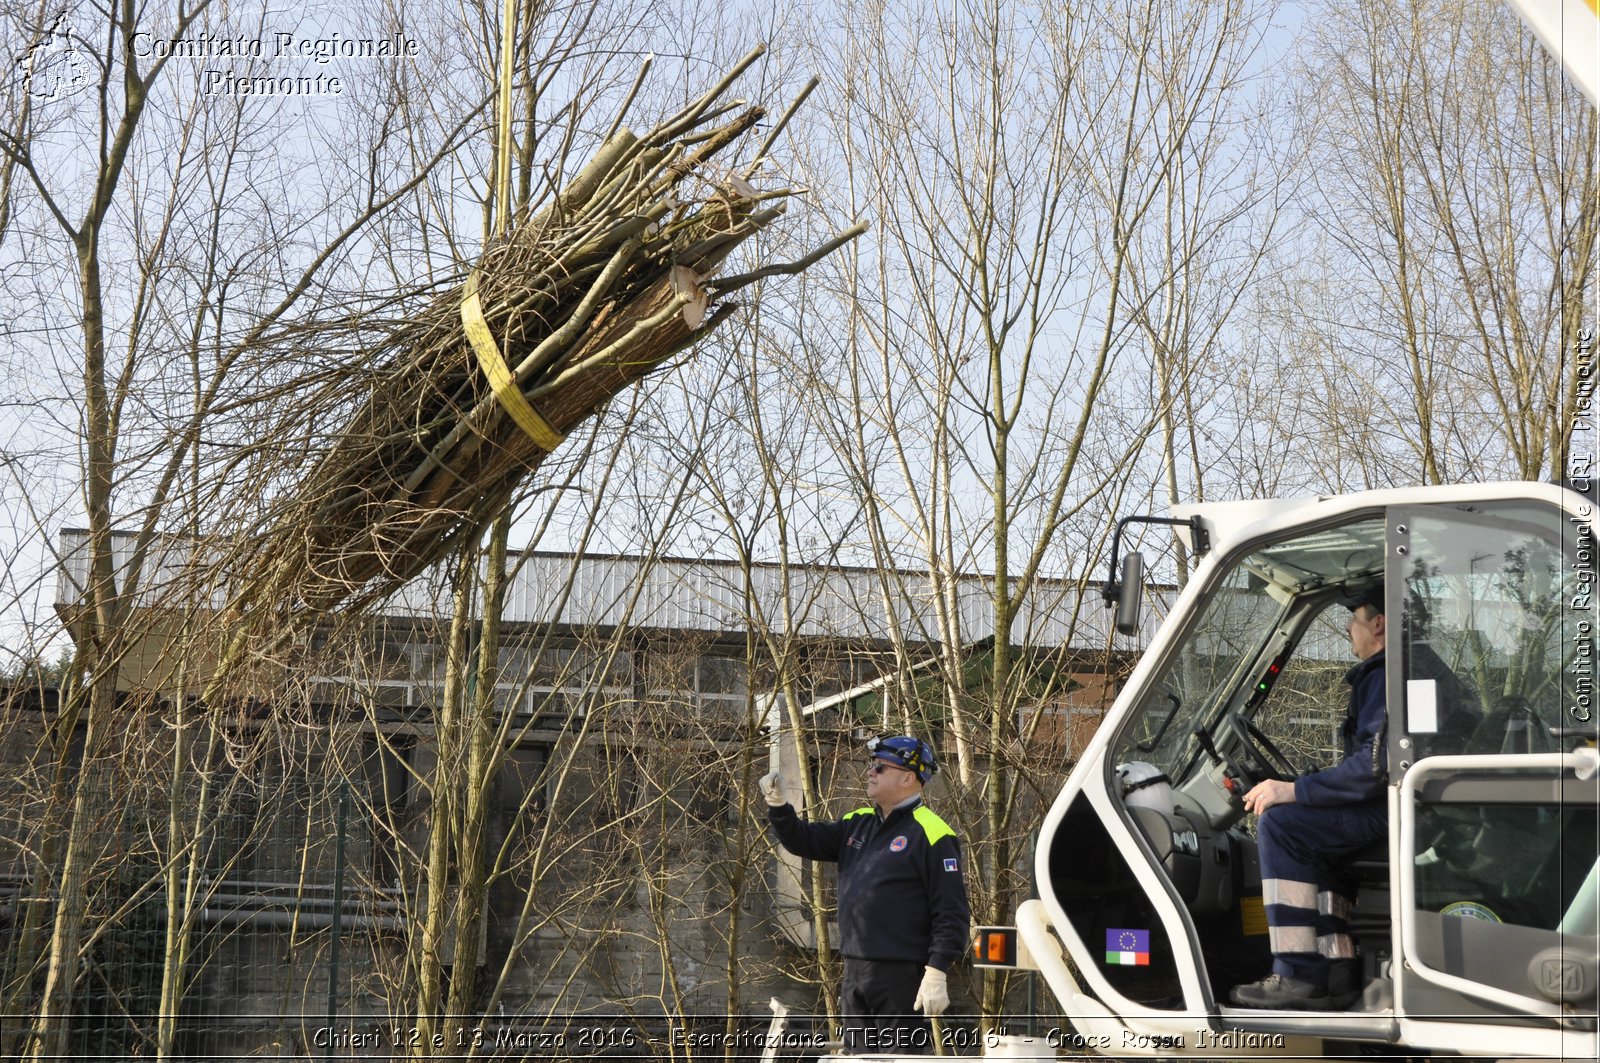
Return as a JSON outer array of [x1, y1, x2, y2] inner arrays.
[[1105, 928, 1150, 966]]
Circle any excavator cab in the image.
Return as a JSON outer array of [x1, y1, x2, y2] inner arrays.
[[1023, 484, 1599, 1059]]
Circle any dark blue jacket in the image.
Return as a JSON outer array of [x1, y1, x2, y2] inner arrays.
[[1294, 650, 1387, 806], [768, 797, 971, 971]]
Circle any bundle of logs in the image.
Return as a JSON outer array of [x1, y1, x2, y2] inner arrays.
[[222, 48, 859, 664]]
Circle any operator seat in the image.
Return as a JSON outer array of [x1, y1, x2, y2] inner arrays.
[[1343, 643, 1481, 993], [1344, 640, 1478, 888], [1464, 695, 1554, 757]]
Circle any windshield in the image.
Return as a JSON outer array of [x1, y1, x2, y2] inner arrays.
[[1111, 516, 1385, 780]]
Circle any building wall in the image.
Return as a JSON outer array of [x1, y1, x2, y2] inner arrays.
[[36, 539, 1143, 1054]]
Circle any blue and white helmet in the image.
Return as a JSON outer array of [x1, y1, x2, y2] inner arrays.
[[867, 734, 938, 783]]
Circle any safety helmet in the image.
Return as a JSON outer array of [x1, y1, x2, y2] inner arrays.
[[867, 735, 938, 783], [1115, 761, 1173, 813]]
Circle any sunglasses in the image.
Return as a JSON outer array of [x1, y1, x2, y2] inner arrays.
[[868, 761, 911, 775]]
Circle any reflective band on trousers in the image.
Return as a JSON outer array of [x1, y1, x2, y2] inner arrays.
[[1268, 925, 1317, 954], [1318, 933, 1355, 959], [1318, 891, 1352, 919], [1262, 878, 1317, 910]]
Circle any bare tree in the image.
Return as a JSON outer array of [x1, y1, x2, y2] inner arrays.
[[763, 0, 1288, 1026], [1278, 0, 1597, 487], [0, 0, 476, 1053], [1112, 0, 1289, 582]]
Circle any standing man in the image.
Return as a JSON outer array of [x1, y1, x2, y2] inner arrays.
[[762, 735, 970, 1054], [1230, 588, 1388, 1010]]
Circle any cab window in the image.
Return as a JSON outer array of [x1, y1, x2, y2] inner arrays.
[[1248, 602, 1353, 775], [1393, 503, 1580, 760], [1109, 516, 1386, 784], [1393, 502, 1597, 1007]]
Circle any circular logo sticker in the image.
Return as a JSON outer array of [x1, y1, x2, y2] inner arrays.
[[889, 835, 908, 852], [1440, 901, 1501, 923]]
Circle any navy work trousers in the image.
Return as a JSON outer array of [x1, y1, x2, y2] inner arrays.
[[840, 957, 930, 1055], [1256, 800, 1387, 985]]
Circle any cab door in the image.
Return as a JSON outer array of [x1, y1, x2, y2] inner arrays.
[[1387, 500, 1598, 1050]]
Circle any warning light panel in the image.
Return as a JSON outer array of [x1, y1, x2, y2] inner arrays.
[[974, 928, 1017, 966], [1252, 655, 1288, 699], [971, 926, 1038, 969]]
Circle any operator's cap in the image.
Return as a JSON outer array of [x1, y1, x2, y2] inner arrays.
[[868, 735, 937, 783], [1339, 586, 1384, 613]]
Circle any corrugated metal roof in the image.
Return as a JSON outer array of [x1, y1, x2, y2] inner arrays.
[[57, 530, 1158, 648]]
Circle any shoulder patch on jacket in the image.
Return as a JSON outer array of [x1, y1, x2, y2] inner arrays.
[[912, 805, 956, 845], [843, 806, 876, 820]]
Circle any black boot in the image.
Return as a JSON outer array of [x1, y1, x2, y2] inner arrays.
[[1230, 973, 1331, 1010], [1327, 957, 1363, 1008]]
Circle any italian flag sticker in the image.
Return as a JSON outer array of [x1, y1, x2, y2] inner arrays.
[[1105, 928, 1150, 966]]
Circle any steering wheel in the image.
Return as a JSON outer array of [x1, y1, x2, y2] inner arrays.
[[1227, 712, 1300, 783]]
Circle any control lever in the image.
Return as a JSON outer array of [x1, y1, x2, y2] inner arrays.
[[1193, 725, 1244, 795]]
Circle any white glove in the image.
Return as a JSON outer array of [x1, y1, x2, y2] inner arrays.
[[912, 965, 949, 1016], [759, 770, 785, 807]]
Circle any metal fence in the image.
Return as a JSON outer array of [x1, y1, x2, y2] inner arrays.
[[2, 774, 397, 1059]]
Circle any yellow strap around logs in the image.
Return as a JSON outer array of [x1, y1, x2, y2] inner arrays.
[[461, 270, 565, 452]]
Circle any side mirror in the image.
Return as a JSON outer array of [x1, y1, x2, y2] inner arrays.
[[1115, 551, 1145, 636]]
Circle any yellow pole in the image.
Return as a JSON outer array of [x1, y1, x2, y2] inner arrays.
[[494, 0, 517, 236]]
